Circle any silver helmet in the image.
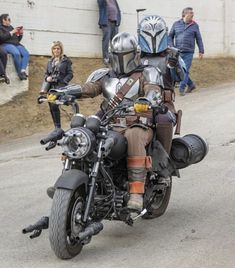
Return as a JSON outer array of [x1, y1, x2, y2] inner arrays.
[[109, 32, 141, 75], [139, 15, 168, 54]]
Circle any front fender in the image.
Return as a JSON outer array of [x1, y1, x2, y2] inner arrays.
[[54, 169, 89, 191]]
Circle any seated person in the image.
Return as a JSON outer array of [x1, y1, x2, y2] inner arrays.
[[0, 47, 10, 84], [0, 14, 29, 80]]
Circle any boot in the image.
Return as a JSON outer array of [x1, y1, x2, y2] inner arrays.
[[127, 193, 143, 211], [127, 156, 147, 211], [156, 123, 173, 154]]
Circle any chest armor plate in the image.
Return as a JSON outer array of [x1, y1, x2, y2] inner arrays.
[[142, 56, 168, 75], [102, 76, 140, 102]]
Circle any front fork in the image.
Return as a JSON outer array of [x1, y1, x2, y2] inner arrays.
[[82, 141, 103, 223]]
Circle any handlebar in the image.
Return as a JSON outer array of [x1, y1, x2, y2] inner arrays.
[[101, 103, 168, 126], [40, 128, 64, 145]]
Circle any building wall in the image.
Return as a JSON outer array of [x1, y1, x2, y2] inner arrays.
[[0, 0, 234, 57]]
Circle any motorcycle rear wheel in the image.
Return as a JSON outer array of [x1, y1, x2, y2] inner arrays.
[[143, 177, 172, 219], [49, 188, 85, 259]]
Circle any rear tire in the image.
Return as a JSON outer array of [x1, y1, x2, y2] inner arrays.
[[143, 177, 172, 219], [49, 188, 84, 259]]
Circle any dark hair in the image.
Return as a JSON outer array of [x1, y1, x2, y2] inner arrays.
[[0, 14, 9, 24], [182, 7, 193, 18]]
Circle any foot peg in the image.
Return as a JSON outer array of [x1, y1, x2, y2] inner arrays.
[[78, 222, 103, 242], [131, 208, 147, 221], [22, 216, 49, 239]]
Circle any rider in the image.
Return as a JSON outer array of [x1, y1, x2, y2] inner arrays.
[[138, 14, 185, 156], [139, 15, 185, 92], [62, 32, 177, 211]]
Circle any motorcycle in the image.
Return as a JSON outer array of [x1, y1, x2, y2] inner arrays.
[[23, 96, 208, 259]]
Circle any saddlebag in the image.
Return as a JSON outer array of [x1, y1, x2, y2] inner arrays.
[[170, 134, 208, 169]]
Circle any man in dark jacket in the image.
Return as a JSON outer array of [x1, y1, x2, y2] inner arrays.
[[0, 14, 29, 80], [168, 7, 204, 95], [97, 0, 121, 65]]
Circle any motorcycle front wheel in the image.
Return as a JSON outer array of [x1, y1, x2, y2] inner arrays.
[[49, 187, 85, 259], [143, 177, 172, 219]]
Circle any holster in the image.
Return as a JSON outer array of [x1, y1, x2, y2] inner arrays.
[[162, 89, 175, 102], [174, 110, 182, 135]]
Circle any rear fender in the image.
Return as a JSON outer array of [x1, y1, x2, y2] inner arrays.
[[54, 169, 89, 192]]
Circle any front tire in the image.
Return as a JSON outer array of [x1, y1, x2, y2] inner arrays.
[[49, 188, 84, 259], [143, 177, 172, 219]]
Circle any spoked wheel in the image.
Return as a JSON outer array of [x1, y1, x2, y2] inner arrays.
[[49, 187, 85, 259], [143, 177, 172, 219]]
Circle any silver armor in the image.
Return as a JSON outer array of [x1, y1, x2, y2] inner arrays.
[[102, 76, 140, 101], [143, 66, 163, 86], [101, 66, 162, 107], [86, 68, 109, 83], [109, 32, 141, 75]]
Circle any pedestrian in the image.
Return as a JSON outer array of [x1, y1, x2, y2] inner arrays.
[[97, 0, 121, 65], [0, 47, 10, 84], [40, 41, 73, 129], [168, 7, 204, 96], [0, 13, 30, 80]]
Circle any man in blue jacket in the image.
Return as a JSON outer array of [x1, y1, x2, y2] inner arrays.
[[168, 7, 204, 95], [97, 0, 121, 65]]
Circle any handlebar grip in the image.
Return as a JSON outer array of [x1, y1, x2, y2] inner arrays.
[[37, 95, 46, 104], [40, 128, 64, 145]]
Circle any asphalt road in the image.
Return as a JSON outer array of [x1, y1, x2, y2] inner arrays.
[[0, 83, 235, 268]]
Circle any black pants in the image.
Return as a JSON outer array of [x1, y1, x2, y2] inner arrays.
[[49, 102, 61, 128], [0, 47, 7, 76]]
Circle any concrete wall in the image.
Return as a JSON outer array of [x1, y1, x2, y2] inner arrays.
[[0, 55, 28, 105], [0, 0, 235, 57]]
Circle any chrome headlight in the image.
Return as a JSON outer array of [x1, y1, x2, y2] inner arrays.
[[61, 128, 96, 159]]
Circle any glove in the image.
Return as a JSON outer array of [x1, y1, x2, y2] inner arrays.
[[167, 56, 178, 68], [134, 98, 151, 113], [47, 93, 58, 102]]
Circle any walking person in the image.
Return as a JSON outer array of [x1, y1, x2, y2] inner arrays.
[[0, 47, 10, 84], [168, 7, 204, 96], [0, 13, 29, 80], [97, 0, 121, 65]]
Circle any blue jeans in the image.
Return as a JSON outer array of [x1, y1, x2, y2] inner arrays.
[[101, 21, 119, 60], [179, 52, 194, 92], [1, 44, 29, 74]]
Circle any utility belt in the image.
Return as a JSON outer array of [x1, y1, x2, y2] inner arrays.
[[113, 111, 153, 128]]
